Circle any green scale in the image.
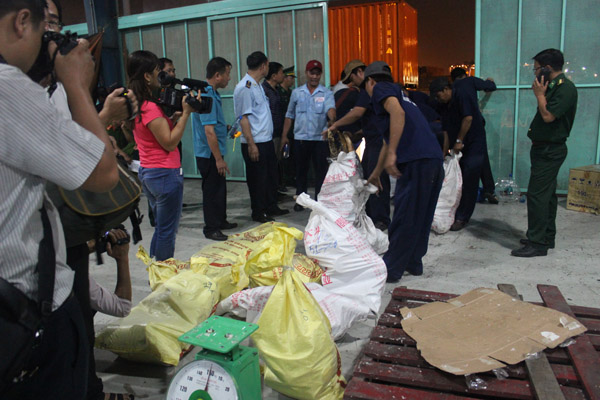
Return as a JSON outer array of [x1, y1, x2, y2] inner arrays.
[[167, 316, 261, 400]]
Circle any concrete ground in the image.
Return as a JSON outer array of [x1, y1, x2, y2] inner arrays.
[[92, 179, 600, 399]]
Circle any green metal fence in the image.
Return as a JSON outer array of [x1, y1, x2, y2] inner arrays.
[[476, 0, 600, 193]]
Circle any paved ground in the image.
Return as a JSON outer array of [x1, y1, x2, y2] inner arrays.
[[92, 179, 600, 399]]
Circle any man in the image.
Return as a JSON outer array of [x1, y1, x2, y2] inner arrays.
[[430, 76, 487, 231], [328, 59, 391, 231], [233, 51, 288, 222], [159, 57, 176, 79], [281, 60, 336, 211], [192, 57, 238, 241], [278, 66, 296, 112], [451, 67, 499, 204], [512, 49, 577, 257], [262, 61, 287, 192], [334, 59, 365, 136], [0, 1, 118, 397], [278, 66, 296, 188], [363, 61, 443, 283]]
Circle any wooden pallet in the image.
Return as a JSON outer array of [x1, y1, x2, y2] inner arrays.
[[344, 285, 600, 400]]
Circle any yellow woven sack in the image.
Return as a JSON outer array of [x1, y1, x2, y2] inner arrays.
[[95, 270, 219, 365], [190, 222, 303, 301], [249, 253, 323, 287], [137, 246, 190, 291], [253, 268, 346, 399]]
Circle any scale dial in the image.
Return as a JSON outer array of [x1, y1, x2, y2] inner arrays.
[[167, 359, 239, 400]]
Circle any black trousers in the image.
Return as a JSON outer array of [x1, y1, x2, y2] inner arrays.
[[6, 295, 89, 400], [241, 141, 278, 216], [197, 155, 227, 235], [480, 149, 496, 194], [294, 140, 329, 200], [384, 158, 444, 280], [455, 137, 486, 222], [362, 139, 391, 226]]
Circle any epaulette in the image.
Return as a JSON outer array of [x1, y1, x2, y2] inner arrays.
[[245, 80, 252, 88], [557, 78, 564, 85]]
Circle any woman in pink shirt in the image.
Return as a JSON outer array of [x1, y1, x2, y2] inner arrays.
[[127, 50, 196, 260]]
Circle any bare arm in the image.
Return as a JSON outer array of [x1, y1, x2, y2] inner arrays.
[[106, 230, 132, 302], [240, 115, 259, 161], [327, 107, 336, 126], [453, 116, 473, 152], [280, 117, 293, 151], [382, 97, 405, 178], [147, 110, 191, 152], [54, 40, 118, 192], [327, 106, 366, 136]]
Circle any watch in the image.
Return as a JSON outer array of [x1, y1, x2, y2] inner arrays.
[[456, 139, 463, 144]]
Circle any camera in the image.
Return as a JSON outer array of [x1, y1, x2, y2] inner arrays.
[[96, 226, 131, 255], [28, 31, 79, 85], [108, 83, 138, 121], [157, 71, 213, 114]]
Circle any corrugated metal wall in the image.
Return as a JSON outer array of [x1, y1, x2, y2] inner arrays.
[[328, 1, 417, 85]]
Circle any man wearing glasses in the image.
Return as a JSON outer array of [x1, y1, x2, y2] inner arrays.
[[511, 49, 577, 257]]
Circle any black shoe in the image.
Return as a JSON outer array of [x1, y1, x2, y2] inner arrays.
[[520, 238, 554, 249], [278, 186, 288, 193], [267, 207, 289, 217], [386, 275, 401, 284], [484, 192, 499, 204], [221, 221, 238, 230], [252, 213, 275, 223], [511, 245, 548, 257], [374, 221, 388, 231], [293, 204, 304, 212], [450, 220, 467, 231], [205, 230, 228, 241]]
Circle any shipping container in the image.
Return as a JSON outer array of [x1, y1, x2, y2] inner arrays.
[[328, 1, 418, 86]]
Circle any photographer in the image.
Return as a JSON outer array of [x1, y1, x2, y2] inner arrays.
[[128, 50, 200, 261], [0, 1, 119, 398]]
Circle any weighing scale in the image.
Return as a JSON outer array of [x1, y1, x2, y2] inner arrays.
[[166, 316, 261, 400]]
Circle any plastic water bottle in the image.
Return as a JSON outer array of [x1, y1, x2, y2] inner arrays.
[[282, 143, 290, 159]]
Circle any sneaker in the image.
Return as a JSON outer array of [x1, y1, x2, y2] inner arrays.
[[511, 245, 548, 257]]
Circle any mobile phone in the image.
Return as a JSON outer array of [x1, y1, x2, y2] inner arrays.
[[537, 67, 551, 84]]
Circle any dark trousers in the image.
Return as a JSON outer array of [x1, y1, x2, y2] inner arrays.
[[294, 140, 329, 200], [6, 295, 89, 400], [67, 244, 104, 400], [362, 139, 391, 226], [383, 158, 443, 280], [481, 149, 496, 194], [455, 137, 486, 222], [526, 143, 567, 249], [197, 155, 227, 236], [241, 141, 278, 216]]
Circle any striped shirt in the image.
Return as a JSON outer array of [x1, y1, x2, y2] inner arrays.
[[0, 64, 105, 310]]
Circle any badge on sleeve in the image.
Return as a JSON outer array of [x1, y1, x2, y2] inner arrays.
[[245, 80, 252, 88]]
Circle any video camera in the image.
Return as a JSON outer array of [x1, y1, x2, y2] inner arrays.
[[28, 31, 79, 94], [157, 71, 213, 114]]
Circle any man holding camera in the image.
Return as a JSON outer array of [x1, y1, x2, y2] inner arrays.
[[0, 0, 119, 397], [192, 57, 238, 241], [512, 49, 577, 257]]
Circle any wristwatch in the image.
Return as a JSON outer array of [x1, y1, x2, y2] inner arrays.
[[456, 139, 463, 144]]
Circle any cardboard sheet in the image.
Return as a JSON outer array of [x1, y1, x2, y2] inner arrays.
[[401, 288, 587, 375]]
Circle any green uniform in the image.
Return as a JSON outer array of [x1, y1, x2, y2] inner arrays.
[[526, 73, 577, 249]]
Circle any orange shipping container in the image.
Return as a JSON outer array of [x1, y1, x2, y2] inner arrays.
[[328, 1, 418, 86]]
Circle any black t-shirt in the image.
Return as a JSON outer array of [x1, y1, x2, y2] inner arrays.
[[334, 87, 361, 133]]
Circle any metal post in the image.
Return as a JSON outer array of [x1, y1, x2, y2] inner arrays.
[[512, 0, 523, 179], [322, 2, 330, 87], [161, 24, 166, 57]]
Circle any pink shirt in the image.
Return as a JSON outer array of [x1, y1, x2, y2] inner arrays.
[[134, 101, 181, 169]]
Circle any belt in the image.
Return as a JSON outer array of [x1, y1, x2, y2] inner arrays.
[[531, 141, 563, 146]]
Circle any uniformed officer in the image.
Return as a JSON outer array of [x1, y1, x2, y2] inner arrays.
[[278, 66, 296, 190], [363, 61, 443, 283], [233, 51, 288, 222], [430, 76, 488, 231], [281, 60, 336, 211], [512, 48, 577, 257], [278, 66, 296, 111]]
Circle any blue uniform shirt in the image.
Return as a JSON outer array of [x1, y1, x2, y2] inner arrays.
[[371, 81, 442, 164], [355, 89, 380, 145], [233, 73, 273, 144], [192, 85, 227, 158], [451, 76, 496, 144], [285, 84, 335, 141]]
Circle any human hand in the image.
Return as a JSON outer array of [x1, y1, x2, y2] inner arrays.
[[279, 136, 289, 154], [532, 75, 548, 98], [170, 111, 183, 123], [106, 229, 130, 261], [322, 126, 333, 139], [248, 143, 260, 162], [216, 158, 230, 176], [182, 92, 202, 115], [101, 88, 133, 123], [384, 152, 402, 178], [367, 173, 382, 193], [453, 142, 464, 153], [52, 39, 94, 90]]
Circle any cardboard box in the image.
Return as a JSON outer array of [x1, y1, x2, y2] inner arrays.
[[567, 164, 600, 215], [400, 288, 587, 375]]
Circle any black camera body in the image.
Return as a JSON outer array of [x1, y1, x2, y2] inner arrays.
[[28, 31, 79, 84], [95, 226, 131, 255], [157, 72, 213, 114], [108, 83, 138, 120]]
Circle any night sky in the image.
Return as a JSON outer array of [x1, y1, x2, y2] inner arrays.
[[404, 0, 475, 70]]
